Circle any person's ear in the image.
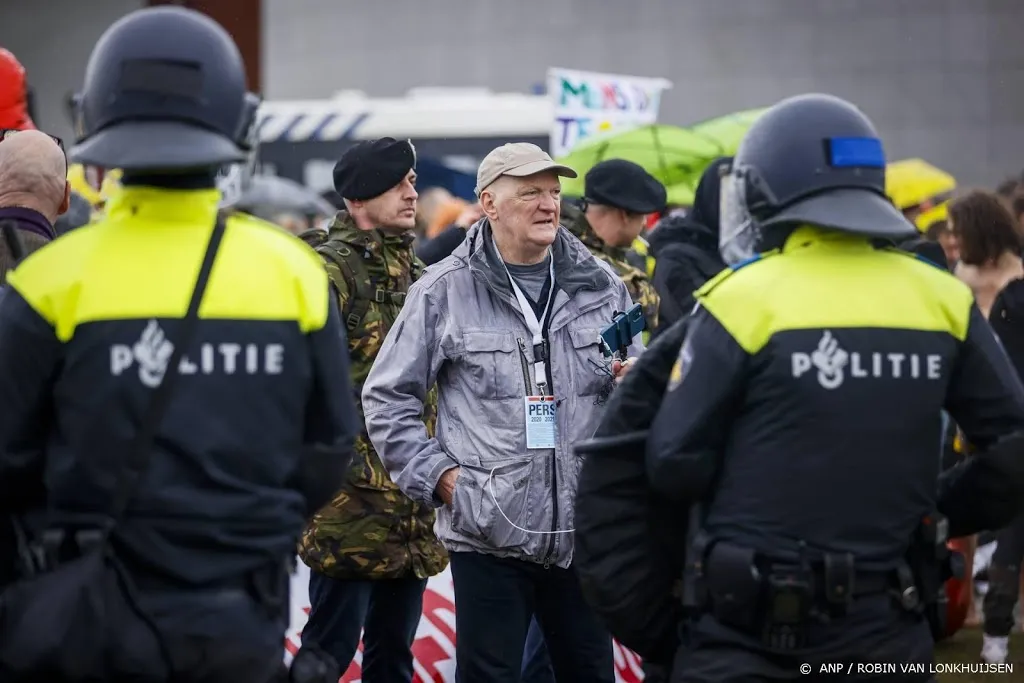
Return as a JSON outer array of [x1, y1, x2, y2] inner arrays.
[[480, 190, 499, 220], [58, 181, 71, 216]]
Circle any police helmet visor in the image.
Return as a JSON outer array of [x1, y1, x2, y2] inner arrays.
[[1, 128, 68, 176], [216, 148, 258, 210], [718, 167, 760, 266], [216, 95, 261, 209]]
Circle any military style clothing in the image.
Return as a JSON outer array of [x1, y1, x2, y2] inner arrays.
[[627, 235, 655, 279], [562, 202, 660, 335], [0, 186, 358, 587], [298, 212, 447, 581]]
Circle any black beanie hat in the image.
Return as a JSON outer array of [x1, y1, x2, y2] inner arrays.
[[333, 137, 416, 201]]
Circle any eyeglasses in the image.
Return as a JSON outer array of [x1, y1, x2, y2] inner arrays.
[[0, 128, 68, 174]]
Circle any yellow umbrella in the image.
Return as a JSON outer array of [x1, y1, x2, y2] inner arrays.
[[885, 159, 956, 212]]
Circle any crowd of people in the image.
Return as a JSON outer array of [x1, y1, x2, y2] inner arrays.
[[4, 6, 1024, 683]]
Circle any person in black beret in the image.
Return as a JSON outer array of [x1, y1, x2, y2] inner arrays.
[[557, 158, 665, 339], [298, 137, 446, 683], [584, 159, 667, 217], [332, 136, 417, 207]]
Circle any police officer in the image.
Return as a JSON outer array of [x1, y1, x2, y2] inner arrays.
[[0, 7, 357, 682], [646, 94, 1024, 682], [562, 159, 664, 339], [297, 138, 448, 682]]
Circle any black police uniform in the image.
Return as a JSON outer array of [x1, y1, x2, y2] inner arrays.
[[646, 94, 1024, 682], [0, 7, 357, 683]]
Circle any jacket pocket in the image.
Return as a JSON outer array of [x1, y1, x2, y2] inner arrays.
[[450, 458, 535, 550], [568, 325, 613, 397], [460, 330, 527, 400]]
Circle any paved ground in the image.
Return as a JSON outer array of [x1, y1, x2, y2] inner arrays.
[[936, 629, 1020, 682]]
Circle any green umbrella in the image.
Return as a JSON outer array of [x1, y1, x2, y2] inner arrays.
[[555, 124, 721, 200], [688, 107, 770, 157], [665, 180, 696, 207]]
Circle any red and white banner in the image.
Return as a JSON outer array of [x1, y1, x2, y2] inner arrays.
[[284, 561, 646, 682]]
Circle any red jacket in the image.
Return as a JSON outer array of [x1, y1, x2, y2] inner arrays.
[[0, 48, 35, 131]]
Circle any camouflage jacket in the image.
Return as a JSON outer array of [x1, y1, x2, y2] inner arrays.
[[562, 203, 660, 337], [297, 212, 448, 580]]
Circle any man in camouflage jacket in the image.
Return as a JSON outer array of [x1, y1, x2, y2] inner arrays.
[[558, 159, 665, 340], [562, 202, 660, 339], [298, 138, 446, 682]]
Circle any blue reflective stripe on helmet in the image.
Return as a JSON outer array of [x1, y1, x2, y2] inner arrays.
[[828, 137, 885, 168]]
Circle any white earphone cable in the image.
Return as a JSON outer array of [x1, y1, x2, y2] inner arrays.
[[486, 466, 575, 535]]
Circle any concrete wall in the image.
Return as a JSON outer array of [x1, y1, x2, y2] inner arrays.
[[2, 0, 1020, 185], [262, 0, 1024, 187], [0, 0, 144, 143]]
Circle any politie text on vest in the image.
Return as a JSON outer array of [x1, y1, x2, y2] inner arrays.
[[791, 331, 942, 390], [109, 320, 284, 388]]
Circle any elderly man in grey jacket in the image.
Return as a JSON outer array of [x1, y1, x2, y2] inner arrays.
[[362, 143, 641, 682]]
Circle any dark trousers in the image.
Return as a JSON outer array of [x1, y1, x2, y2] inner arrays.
[[163, 637, 284, 683], [301, 572, 427, 683], [984, 510, 1024, 636], [449, 551, 613, 683], [521, 618, 668, 683], [671, 596, 935, 683], [521, 617, 556, 683], [643, 662, 669, 683]]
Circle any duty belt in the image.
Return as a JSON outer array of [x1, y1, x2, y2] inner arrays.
[[683, 535, 903, 652]]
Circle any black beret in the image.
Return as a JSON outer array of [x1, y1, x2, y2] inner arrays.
[[584, 159, 667, 214], [333, 137, 416, 201]]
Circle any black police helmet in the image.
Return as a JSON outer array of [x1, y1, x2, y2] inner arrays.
[[730, 93, 913, 241], [70, 6, 259, 172]]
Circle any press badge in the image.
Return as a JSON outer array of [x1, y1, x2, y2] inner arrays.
[[525, 395, 557, 449]]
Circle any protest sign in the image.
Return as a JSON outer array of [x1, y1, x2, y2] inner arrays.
[[547, 67, 671, 158]]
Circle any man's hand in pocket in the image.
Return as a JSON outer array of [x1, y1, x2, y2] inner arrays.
[[435, 466, 461, 505]]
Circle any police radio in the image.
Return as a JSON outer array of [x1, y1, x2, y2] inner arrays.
[[599, 304, 646, 360]]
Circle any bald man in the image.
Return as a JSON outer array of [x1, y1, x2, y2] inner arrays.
[[0, 129, 70, 280], [0, 130, 69, 591]]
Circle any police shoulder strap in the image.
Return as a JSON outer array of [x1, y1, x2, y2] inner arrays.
[[107, 214, 228, 523]]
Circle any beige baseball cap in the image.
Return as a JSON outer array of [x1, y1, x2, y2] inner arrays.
[[475, 142, 577, 197]]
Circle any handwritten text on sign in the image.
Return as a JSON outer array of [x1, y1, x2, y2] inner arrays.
[[548, 68, 672, 158]]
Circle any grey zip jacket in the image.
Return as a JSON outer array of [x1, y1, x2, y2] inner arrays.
[[362, 219, 642, 568]]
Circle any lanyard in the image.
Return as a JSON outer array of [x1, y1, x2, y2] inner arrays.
[[503, 256, 556, 394]]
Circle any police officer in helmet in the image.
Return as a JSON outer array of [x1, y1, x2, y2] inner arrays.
[[0, 7, 356, 683], [646, 93, 1024, 681]]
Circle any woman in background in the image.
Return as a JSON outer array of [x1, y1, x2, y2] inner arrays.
[[951, 190, 1023, 317], [950, 189, 1024, 665]]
